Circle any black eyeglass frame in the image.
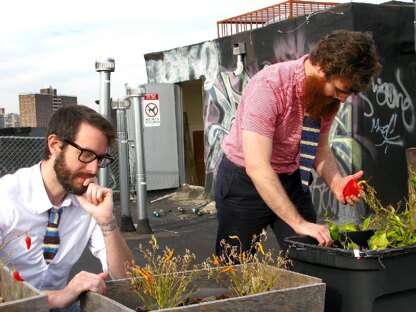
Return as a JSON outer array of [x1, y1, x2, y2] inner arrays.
[[63, 139, 114, 168]]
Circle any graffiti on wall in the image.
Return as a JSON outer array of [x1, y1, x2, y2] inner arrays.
[[146, 41, 220, 91], [145, 40, 250, 194], [355, 64, 416, 206], [360, 68, 414, 153]]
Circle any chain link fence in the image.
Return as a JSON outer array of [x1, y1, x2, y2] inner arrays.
[[0, 136, 122, 192]]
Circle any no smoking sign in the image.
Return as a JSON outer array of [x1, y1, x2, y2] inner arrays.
[[143, 93, 160, 127]]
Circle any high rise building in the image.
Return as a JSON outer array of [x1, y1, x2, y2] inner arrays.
[[4, 113, 20, 128], [19, 86, 77, 127]]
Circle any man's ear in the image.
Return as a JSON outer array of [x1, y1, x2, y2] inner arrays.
[[315, 63, 326, 78], [47, 134, 62, 157]]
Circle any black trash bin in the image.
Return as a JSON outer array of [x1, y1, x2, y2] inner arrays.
[[285, 231, 416, 312]]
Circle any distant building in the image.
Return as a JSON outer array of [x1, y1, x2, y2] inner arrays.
[[19, 86, 77, 127], [4, 113, 20, 128], [0, 108, 4, 128]]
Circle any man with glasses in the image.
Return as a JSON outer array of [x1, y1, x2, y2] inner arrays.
[[0, 105, 134, 311], [215, 30, 382, 256]]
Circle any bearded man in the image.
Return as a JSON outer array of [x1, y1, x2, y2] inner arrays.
[[215, 30, 382, 255], [0, 105, 134, 311]]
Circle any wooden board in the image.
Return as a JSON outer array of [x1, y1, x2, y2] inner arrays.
[[81, 266, 325, 312], [0, 267, 48, 312]]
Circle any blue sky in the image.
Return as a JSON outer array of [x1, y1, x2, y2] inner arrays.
[[0, 0, 413, 113]]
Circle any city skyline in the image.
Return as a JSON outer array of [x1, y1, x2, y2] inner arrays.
[[1, 0, 412, 113]]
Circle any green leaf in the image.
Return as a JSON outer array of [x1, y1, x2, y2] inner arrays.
[[339, 223, 357, 232], [362, 217, 372, 231], [368, 231, 389, 250]]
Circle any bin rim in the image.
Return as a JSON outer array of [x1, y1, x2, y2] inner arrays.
[[285, 234, 416, 259]]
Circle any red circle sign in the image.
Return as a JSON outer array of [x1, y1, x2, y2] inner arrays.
[[145, 103, 158, 117]]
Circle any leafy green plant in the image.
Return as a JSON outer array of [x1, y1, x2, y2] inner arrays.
[[325, 176, 416, 251], [203, 230, 290, 297], [361, 181, 416, 250], [324, 211, 360, 249], [126, 236, 197, 310]]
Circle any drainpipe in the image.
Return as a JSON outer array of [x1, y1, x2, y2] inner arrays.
[[233, 42, 246, 76], [125, 84, 152, 234], [111, 98, 136, 232], [95, 58, 115, 188], [414, 0, 416, 52]]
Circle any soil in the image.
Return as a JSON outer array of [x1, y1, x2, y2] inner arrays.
[[180, 293, 231, 305], [135, 294, 231, 311]]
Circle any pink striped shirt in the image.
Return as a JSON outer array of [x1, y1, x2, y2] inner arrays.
[[222, 55, 335, 174]]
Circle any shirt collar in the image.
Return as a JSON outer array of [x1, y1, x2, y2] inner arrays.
[[33, 163, 75, 214]]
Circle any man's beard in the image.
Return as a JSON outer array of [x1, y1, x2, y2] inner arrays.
[[54, 152, 95, 195], [300, 75, 340, 121]]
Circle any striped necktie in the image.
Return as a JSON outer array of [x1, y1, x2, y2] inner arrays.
[[299, 114, 321, 192], [43, 208, 63, 264]]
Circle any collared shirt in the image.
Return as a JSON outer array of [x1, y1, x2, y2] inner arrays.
[[222, 55, 336, 174], [0, 163, 107, 290]]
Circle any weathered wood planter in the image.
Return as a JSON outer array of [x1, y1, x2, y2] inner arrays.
[[80, 266, 325, 312], [0, 267, 48, 311]]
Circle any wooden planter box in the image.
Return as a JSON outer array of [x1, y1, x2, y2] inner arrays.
[[0, 267, 48, 312], [80, 266, 325, 312]]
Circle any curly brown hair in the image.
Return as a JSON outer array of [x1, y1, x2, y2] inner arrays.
[[309, 30, 382, 93]]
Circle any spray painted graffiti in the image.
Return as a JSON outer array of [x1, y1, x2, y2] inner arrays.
[[145, 41, 250, 194], [359, 68, 414, 154], [371, 113, 402, 153], [205, 72, 245, 171], [371, 69, 415, 132], [146, 41, 220, 91]]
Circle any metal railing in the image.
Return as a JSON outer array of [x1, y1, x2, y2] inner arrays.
[[217, 0, 339, 38]]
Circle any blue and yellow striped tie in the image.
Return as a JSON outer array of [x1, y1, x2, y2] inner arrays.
[[299, 115, 321, 192], [43, 208, 63, 264]]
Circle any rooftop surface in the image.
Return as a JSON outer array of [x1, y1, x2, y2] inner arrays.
[[70, 184, 280, 278]]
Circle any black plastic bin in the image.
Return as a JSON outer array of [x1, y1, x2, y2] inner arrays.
[[285, 231, 416, 312]]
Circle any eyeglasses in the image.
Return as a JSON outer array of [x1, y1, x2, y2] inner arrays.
[[63, 139, 114, 168], [332, 81, 351, 99]]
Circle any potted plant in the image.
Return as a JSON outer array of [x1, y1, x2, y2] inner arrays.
[[286, 176, 416, 312], [81, 232, 325, 311]]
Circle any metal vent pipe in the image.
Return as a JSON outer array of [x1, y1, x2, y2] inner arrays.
[[95, 58, 115, 187], [125, 84, 152, 234]]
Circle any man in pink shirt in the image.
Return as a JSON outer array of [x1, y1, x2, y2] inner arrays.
[[215, 30, 382, 255]]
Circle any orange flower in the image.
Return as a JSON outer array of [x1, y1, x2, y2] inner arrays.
[[164, 249, 174, 263], [136, 268, 154, 283], [256, 242, 265, 255], [144, 279, 152, 294], [212, 254, 220, 267], [220, 266, 233, 273]]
